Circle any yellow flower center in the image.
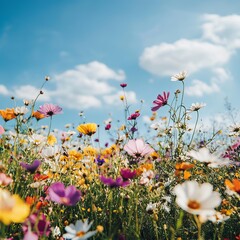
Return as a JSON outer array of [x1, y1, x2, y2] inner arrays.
[[60, 197, 69, 205], [188, 200, 201, 209], [76, 231, 85, 237]]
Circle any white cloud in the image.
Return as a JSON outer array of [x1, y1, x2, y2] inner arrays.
[[0, 61, 136, 111], [13, 85, 51, 102], [0, 85, 10, 95], [102, 91, 137, 106], [211, 67, 231, 83], [52, 61, 127, 109], [185, 79, 220, 97], [139, 39, 231, 76], [202, 14, 240, 49]]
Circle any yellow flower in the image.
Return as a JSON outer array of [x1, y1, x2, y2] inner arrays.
[[83, 146, 97, 157], [47, 134, 57, 145], [0, 189, 30, 225], [77, 123, 97, 136], [0, 108, 16, 122], [96, 225, 104, 233], [119, 95, 124, 101]]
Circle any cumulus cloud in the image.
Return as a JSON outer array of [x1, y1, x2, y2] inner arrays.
[[202, 14, 240, 49], [185, 79, 220, 97], [0, 61, 137, 110], [13, 85, 51, 101], [139, 39, 230, 76], [0, 85, 10, 95], [140, 14, 240, 97], [102, 91, 137, 106]]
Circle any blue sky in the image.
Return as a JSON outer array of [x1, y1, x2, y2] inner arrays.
[[1, 0, 240, 136]]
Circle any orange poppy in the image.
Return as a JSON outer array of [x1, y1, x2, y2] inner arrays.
[[225, 179, 240, 194], [0, 108, 16, 122], [32, 111, 45, 121]]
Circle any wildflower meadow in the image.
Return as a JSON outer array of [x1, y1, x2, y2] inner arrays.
[[0, 72, 239, 240]]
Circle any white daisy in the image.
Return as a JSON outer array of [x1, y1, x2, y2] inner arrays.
[[173, 181, 221, 215], [228, 123, 240, 137], [187, 147, 231, 168], [189, 103, 206, 112], [171, 70, 187, 81], [14, 106, 29, 116], [63, 219, 97, 240]]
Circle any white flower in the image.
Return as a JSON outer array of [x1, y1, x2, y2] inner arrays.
[[52, 226, 61, 237], [199, 211, 230, 223], [171, 70, 187, 81], [63, 219, 97, 240], [187, 147, 231, 168], [28, 134, 46, 146], [14, 106, 29, 115], [139, 170, 155, 185], [41, 146, 60, 159], [189, 103, 206, 112], [173, 181, 221, 215], [146, 202, 158, 214], [228, 123, 240, 136]]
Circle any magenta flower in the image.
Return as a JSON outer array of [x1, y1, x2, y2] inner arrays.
[[120, 168, 136, 180], [105, 123, 111, 130], [38, 103, 62, 117], [20, 160, 41, 174], [124, 138, 154, 158], [100, 175, 130, 188], [120, 83, 127, 88], [128, 112, 140, 120], [151, 91, 170, 111], [23, 213, 51, 238], [48, 182, 81, 206]]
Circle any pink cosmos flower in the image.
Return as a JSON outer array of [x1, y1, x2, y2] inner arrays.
[[151, 91, 170, 111], [128, 112, 140, 120], [0, 173, 13, 186], [38, 103, 62, 117], [48, 182, 81, 206], [0, 125, 4, 135], [124, 138, 154, 158]]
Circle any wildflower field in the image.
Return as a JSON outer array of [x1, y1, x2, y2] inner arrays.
[[0, 72, 239, 240]]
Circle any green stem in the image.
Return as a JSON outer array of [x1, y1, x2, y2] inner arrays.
[[188, 110, 199, 149]]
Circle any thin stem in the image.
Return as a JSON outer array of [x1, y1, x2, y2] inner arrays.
[[188, 110, 199, 149]]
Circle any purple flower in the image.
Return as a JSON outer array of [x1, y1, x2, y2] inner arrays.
[[20, 160, 41, 174], [151, 91, 170, 111], [128, 112, 140, 120], [23, 213, 51, 238], [38, 103, 62, 117], [95, 156, 105, 166], [120, 83, 127, 88], [120, 168, 136, 180], [100, 175, 130, 188], [48, 182, 81, 206]]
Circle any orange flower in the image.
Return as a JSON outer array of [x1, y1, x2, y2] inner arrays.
[[183, 170, 191, 180], [26, 196, 37, 206], [225, 179, 240, 194], [32, 111, 45, 121], [175, 162, 194, 179], [175, 162, 194, 170], [0, 108, 16, 122], [136, 163, 153, 176]]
